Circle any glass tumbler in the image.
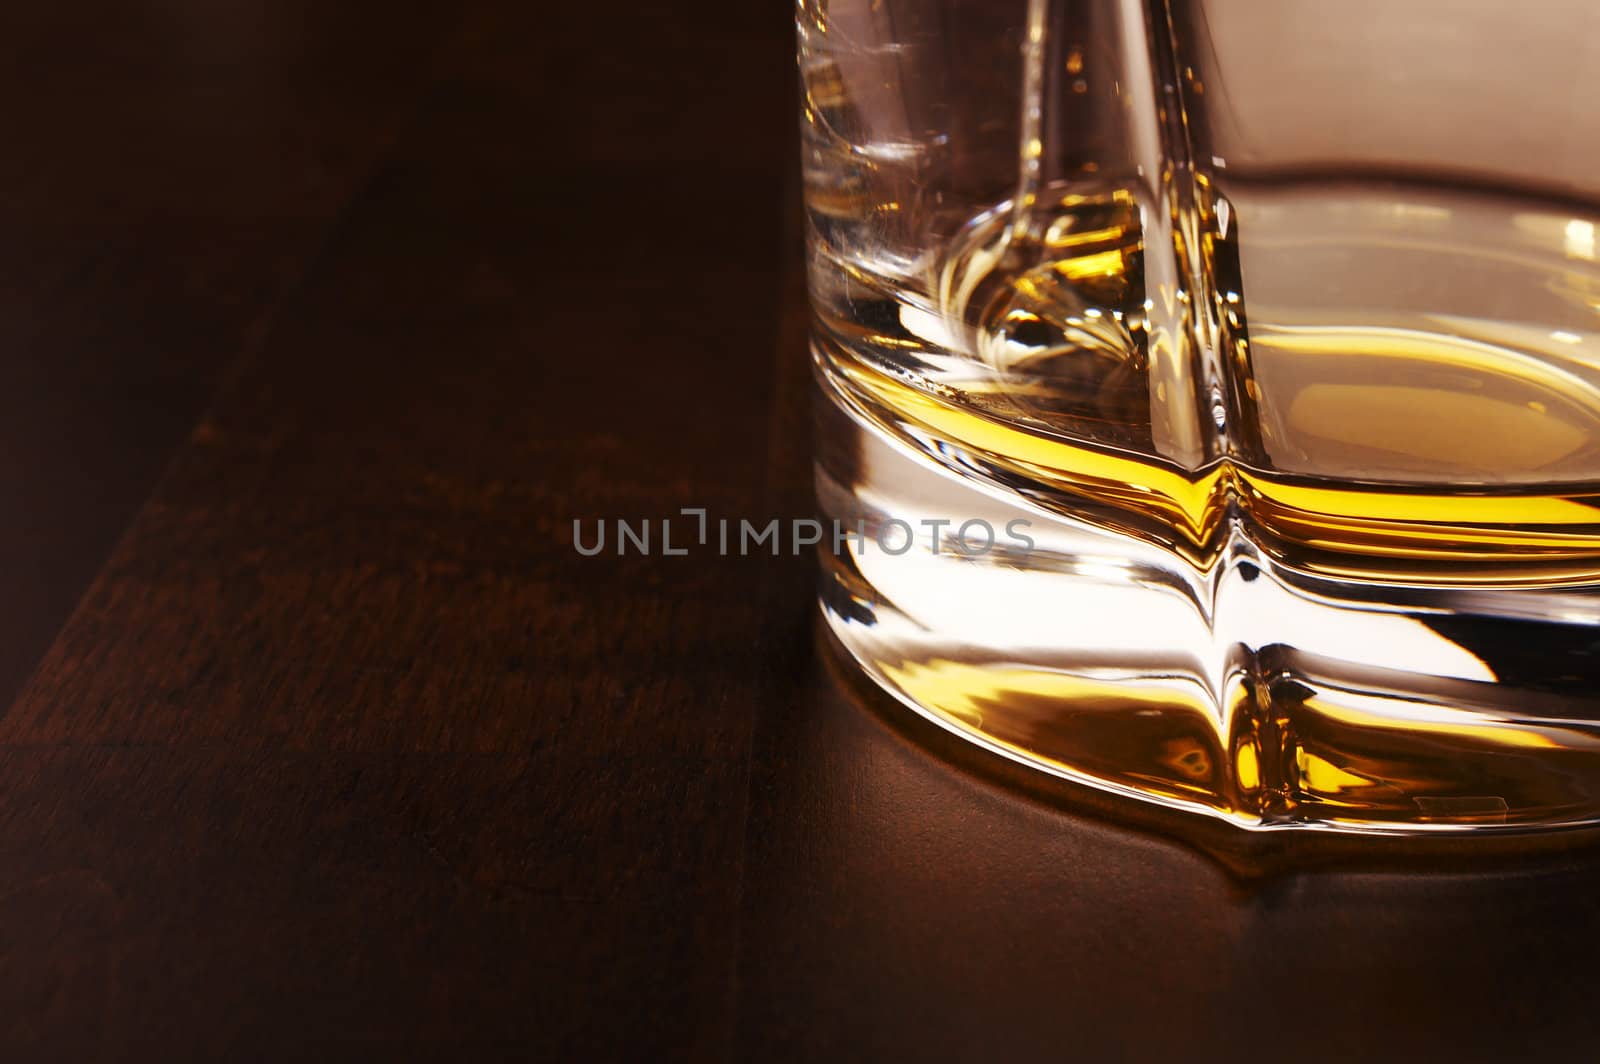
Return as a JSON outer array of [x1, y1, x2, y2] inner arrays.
[[800, 0, 1600, 832]]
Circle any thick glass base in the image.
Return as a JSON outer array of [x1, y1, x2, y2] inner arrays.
[[816, 350, 1600, 834]]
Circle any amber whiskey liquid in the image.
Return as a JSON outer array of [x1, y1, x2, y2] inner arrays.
[[804, 0, 1600, 831], [826, 183, 1600, 585]]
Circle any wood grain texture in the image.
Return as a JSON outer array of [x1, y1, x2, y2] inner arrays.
[[0, 0, 466, 710], [2, 0, 800, 1057], [3, 2, 1599, 1061]]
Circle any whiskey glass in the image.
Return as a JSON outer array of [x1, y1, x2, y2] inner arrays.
[[801, 0, 1600, 831]]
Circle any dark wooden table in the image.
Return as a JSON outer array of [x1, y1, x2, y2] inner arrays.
[[4, 2, 1598, 1059]]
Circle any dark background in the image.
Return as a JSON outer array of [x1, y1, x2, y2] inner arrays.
[[3, 1, 1598, 1059]]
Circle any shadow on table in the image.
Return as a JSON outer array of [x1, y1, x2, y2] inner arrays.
[[733, 623, 1600, 1061]]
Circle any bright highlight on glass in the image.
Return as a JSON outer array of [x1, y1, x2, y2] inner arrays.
[[802, 0, 1600, 832]]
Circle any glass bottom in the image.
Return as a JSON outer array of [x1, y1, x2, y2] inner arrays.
[[816, 348, 1600, 835]]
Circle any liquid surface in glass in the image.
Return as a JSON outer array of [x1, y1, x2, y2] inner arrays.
[[804, 0, 1600, 830]]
